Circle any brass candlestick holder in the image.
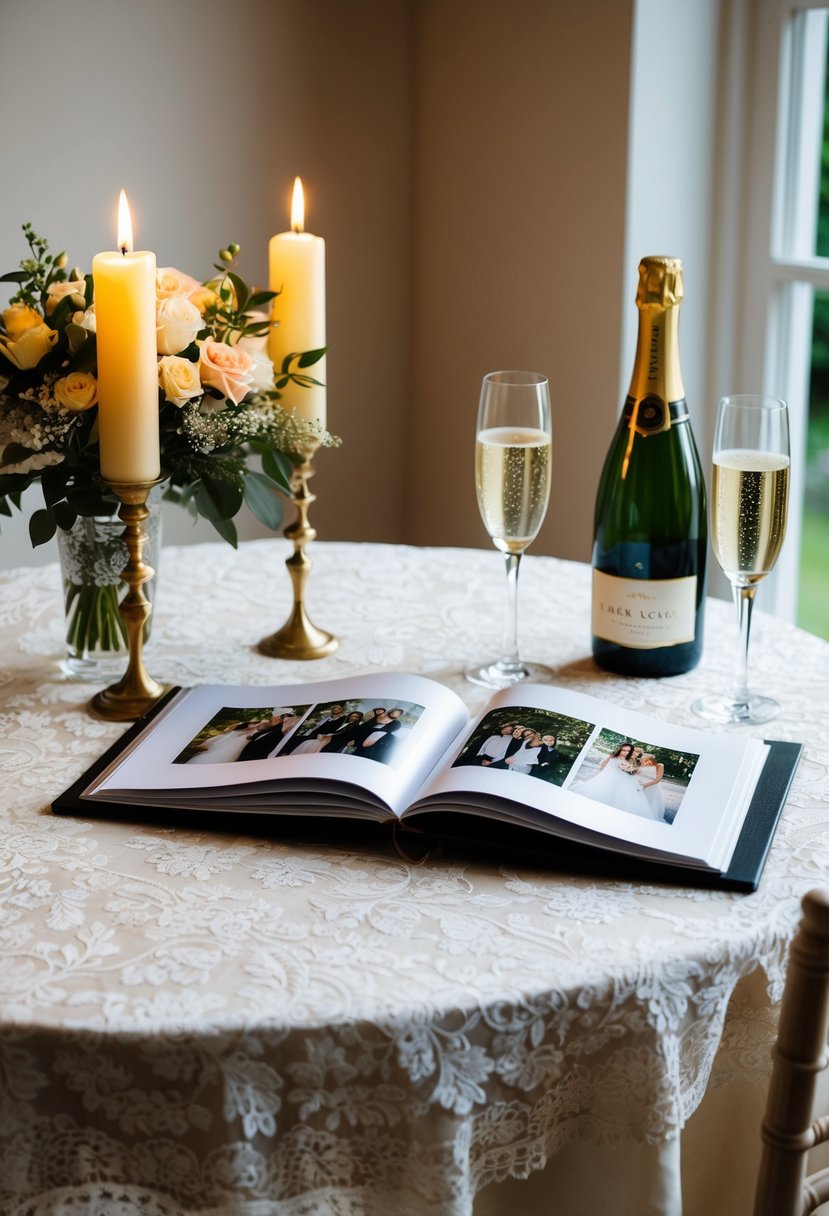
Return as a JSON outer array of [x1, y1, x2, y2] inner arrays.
[[258, 440, 338, 660], [89, 478, 168, 721]]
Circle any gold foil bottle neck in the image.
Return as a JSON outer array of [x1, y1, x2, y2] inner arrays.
[[636, 256, 684, 309]]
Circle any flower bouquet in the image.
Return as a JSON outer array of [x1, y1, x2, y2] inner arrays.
[[0, 224, 336, 672]]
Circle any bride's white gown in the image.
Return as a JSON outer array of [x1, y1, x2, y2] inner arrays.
[[187, 729, 251, 764], [637, 762, 667, 821], [577, 757, 655, 818]]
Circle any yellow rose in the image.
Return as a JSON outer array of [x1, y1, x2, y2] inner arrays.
[[158, 355, 202, 407], [188, 284, 219, 314], [2, 303, 43, 338], [45, 280, 87, 316], [54, 371, 98, 412], [0, 322, 58, 370]]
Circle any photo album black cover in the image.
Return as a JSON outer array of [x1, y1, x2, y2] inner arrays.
[[52, 672, 802, 892]]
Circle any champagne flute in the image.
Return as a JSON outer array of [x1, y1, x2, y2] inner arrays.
[[692, 394, 790, 724], [466, 370, 552, 688]]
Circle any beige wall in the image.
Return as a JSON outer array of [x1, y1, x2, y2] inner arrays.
[[0, 0, 413, 562], [408, 0, 633, 562], [0, 0, 636, 568]]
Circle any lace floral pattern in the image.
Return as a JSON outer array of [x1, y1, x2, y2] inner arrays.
[[1, 541, 827, 1215]]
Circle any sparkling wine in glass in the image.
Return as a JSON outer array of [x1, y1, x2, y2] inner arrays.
[[692, 394, 790, 724], [466, 370, 552, 688]]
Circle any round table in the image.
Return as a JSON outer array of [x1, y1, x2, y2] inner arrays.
[[1, 540, 827, 1216]]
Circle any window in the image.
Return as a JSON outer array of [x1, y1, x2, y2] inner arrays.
[[737, 0, 829, 637]]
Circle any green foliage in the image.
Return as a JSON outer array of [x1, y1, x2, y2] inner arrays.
[[0, 222, 68, 311]]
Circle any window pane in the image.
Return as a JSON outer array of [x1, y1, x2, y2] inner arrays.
[[800, 23, 829, 639], [803, 291, 829, 639]]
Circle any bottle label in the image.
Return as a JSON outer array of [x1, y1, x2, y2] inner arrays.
[[591, 569, 697, 649]]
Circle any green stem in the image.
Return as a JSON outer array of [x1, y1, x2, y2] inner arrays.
[[64, 581, 129, 659]]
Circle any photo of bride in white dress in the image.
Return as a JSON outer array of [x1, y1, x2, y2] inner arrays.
[[576, 743, 658, 818], [571, 733, 698, 824]]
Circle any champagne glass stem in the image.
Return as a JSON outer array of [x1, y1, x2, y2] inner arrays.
[[731, 583, 758, 708], [500, 551, 523, 675]]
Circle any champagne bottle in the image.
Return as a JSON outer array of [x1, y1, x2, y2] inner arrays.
[[591, 255, 707, 676]]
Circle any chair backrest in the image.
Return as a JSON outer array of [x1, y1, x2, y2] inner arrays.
[[755, 889, 829, 1216]]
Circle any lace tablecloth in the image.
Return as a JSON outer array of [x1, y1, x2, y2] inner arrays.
[[1, 540, 828, 1216]]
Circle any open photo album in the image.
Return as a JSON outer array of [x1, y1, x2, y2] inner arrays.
[[53, 672, 802, 891]]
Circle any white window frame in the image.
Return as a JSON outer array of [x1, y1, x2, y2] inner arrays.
[[731, 0, 829, 621]]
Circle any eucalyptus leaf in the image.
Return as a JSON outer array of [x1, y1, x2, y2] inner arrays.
[[262, 448, 294, 492], [40, 464, 70, 508], [227, 271, 249, 313], [194, 475, 243, 523], [65, 323, 88, 356], [243, 471, 284, 531], [297, 347, 326, 368], [210, 515, 238, 546], [53, 501, 77, 531], [0, 443, 36, 470], [29, 508, 57, 547], [246, 290, 277, 309]]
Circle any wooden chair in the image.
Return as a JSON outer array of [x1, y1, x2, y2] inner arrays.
[[755, 889, 829, 1216]]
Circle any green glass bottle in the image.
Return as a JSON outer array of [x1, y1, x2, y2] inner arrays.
[[591, 255, 707, 676]]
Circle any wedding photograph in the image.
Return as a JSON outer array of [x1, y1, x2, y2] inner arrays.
[[279, 698, 426, 766], [173, 704, 312, 765], [452, 706, 594, 786], [569, 729, 700, 824]]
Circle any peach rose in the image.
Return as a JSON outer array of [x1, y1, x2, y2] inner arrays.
[[198, 337, 253, 405], [156, 266, 202, 301], [158, 355, 202, 407], [2, 303, 43, 338], [156, 297, 202, 356], [0, 322, 58, 370], [54, 371, 98, 412]]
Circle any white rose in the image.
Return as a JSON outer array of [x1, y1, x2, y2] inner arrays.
[[156, 297, 202, 356], [158, 355, 202, 407], [244, 348, 275, 393], [45, 280, 86, 316], [71, 304, 96, 333], [236, 311, 270, 355]]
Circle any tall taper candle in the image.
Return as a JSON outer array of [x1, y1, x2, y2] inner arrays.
[[268, 177, 326, 428], [93, 190, 160, 483]]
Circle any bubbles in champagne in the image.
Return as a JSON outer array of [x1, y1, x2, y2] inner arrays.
[[475, 426, 551, 554], [712, 449, 789, 584]]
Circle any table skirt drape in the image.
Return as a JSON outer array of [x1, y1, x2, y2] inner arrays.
[[1, 541, 827, 1216]]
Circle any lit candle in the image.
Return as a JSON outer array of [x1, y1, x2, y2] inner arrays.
[[268, 176, 326, 428], [92, 190, 160, 483]]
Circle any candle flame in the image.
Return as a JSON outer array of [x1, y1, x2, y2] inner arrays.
[[290, 176, 305, 233], [117, 189, 133, 254]]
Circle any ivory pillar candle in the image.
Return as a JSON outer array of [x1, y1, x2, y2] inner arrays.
[[92, 190, 160, 483], [268, 177, 326, 428]]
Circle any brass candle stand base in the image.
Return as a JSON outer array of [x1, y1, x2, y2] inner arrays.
[[89, 479, 168, 722], [258, 441, 339, 661]]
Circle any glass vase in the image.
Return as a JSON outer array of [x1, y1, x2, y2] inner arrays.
[[56, 499, 162, 681]]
